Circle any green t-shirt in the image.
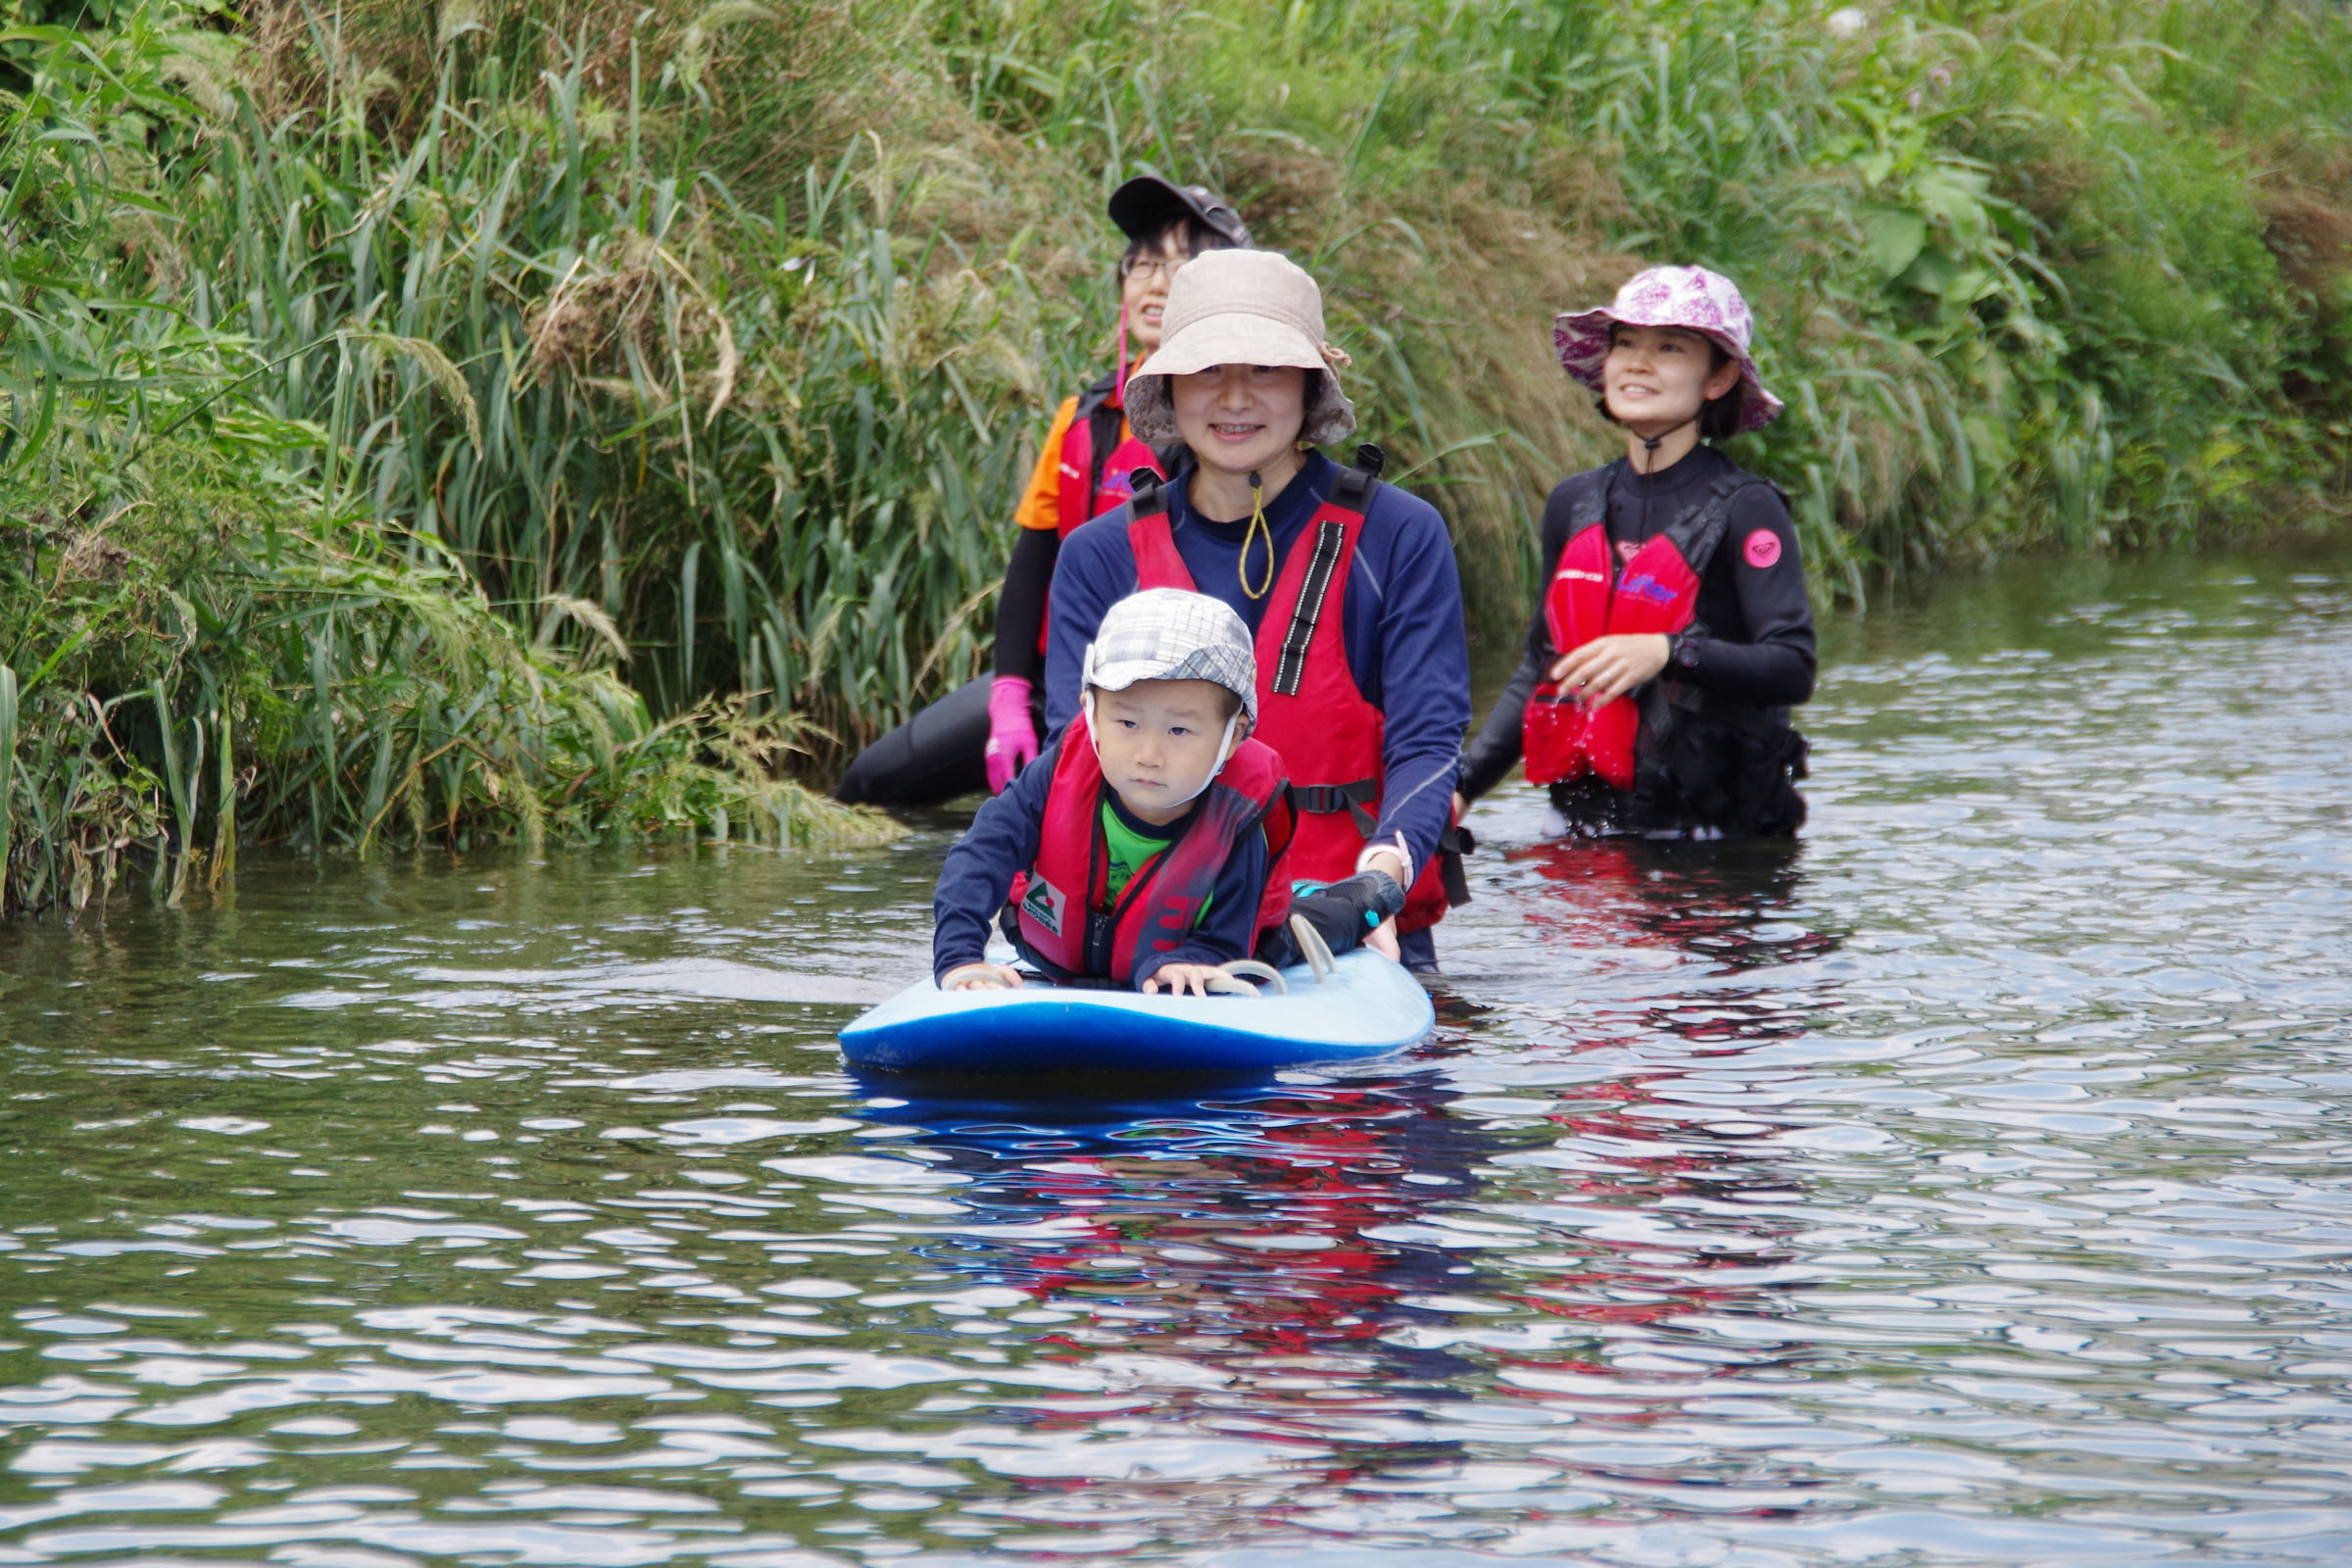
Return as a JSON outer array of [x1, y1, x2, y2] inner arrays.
[[1099, 797, 1211, 918]]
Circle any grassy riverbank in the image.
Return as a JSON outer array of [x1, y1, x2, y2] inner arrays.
[[4, 0, 2350, 914]]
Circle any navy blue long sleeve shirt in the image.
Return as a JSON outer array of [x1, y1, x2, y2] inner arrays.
[[1045, 453, 1470, 883], [931, 735, 1270, 988]]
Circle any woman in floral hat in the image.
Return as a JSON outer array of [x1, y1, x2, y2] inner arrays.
[[1457, 266, 1816, 837]]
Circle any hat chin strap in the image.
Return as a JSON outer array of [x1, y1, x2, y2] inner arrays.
[[1083, 689, 1241, 809], [1115, 304, 1130, 403], [1161, 712, 1241, 808]]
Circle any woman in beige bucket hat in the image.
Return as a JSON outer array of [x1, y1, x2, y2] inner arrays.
[[1039, 248, 1474, 972], [1456, 265, 1817, 840]]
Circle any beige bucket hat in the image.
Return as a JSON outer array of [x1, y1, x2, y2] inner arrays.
[[1122, 249, 1356, 447]]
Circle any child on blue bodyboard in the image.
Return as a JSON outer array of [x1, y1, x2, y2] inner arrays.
[[932, 589, 1297, 995]]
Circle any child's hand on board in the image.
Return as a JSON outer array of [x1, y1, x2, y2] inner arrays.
[[941, 963, 1025, 991], [1142, 963, 1226, 997]]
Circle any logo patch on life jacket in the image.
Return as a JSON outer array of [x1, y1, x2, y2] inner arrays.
[[1018, 874, 1067, 937], [1743, 528, 1783, 568], [1616, 571, 1678, 609]]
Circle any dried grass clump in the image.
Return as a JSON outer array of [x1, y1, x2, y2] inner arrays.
[[525, 248, 663, 383], [2258, 174, 2352, 297], [56, 530, 134, 585]]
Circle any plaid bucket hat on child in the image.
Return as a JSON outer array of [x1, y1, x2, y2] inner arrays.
[[1080, 588, 1259, 722], [1552, 266, 1785, 433], [1122, 249, 1356, 448]]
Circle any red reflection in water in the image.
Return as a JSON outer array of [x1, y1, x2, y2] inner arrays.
[[1507, 836, 1838, 974]]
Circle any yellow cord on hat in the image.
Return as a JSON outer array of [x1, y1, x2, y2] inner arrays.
[[1241, 469, 1274, 600]]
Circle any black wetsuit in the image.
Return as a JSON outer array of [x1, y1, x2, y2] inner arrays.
[[833, 514, 1062, 808], [1460, 444, 1816, 833]]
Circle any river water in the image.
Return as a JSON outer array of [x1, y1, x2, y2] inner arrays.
[[3, 541, 2350, 1566]]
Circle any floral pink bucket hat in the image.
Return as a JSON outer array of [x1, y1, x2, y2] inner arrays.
[[1553, 266, 1785, 434]]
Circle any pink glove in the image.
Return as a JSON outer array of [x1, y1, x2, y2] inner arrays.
[[983, 675, 1041, 794]]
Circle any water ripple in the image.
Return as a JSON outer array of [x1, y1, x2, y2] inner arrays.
[[4, 546, 2352, 1561]]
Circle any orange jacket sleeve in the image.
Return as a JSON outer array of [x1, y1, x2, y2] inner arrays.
[[1013, 397, 1083, 532]]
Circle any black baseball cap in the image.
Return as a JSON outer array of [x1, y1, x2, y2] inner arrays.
[[1107, 175, 1250, 248]]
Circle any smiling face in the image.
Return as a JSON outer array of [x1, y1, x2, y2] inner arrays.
[[1168, 364, 1308, 480], [1090, 678, 1245, 826], [1601, 322, 1741, 434], [1119, 225, 1195, 354]]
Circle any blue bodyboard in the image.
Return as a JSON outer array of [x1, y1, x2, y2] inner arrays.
[[839, 950, 1435, 1076]]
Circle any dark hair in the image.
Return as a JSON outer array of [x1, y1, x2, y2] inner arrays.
[[1121, 216, 1245, 272], [1594, 324, 1746, 440]]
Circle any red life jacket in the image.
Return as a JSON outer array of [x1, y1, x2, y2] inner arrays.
[[1055, 376, 1166, 541], [1009, 711, 1295, 986], [1036, 376, 1169, 661], [1523, 465, 1767, 791], [1126, 456, 1458, 934]]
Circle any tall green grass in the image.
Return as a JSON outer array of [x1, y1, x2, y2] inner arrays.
[[3, 0, 2349, 916], [195, 57, 1049, 740], [0, 8, 903, 917], [896, 0, 2352, 604]]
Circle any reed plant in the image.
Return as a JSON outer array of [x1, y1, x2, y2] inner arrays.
[[894, 0, 2352, 604], [0, 429, 898, 917], [193, 5, 1097, 739], [0, 9, 901, 918]]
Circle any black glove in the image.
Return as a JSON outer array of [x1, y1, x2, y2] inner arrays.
[[1288, 870, 1407, 956]]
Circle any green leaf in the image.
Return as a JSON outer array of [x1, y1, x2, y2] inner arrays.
[[1863, 208, 1927, 283], [1914, 166, 1993, 249]]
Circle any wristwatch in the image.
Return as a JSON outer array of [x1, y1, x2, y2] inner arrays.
[[1668, 632, 1700, 671]]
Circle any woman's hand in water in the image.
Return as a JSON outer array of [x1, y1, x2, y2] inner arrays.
[[941, 963, 1025, 991], [1143, 963, 1226, 997], [1549, 633, 1671, 706]]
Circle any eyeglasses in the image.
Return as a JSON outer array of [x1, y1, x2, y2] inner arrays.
[[1118, 253, 1191, 282]]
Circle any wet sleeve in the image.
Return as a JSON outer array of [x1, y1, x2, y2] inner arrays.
[[1678, 486, 1817, 707], [1364, 493, 1472, 879], [1129, 824, 1268, 986], [932, 751, 1053, 982], [1458, 646, 1542, 804], [1043, 516, 1134, 736], [993, 528, 1060, 682], [1458, 488, 1576, 803], [1011, 399, 1080, 534]]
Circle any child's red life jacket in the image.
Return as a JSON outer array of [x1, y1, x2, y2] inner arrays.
[[1009, 712, 1294, 986], [1522, 467, 1761, 790], [1126, 454, 1459, 934]]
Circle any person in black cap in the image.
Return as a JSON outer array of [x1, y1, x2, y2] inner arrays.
[[835, 176, 1250, 809]]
